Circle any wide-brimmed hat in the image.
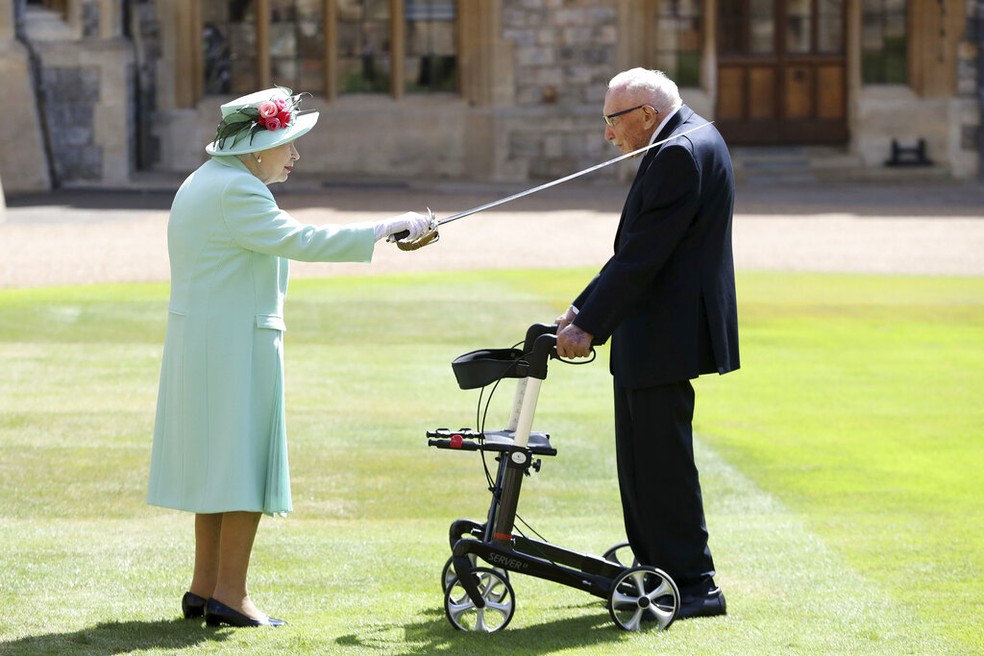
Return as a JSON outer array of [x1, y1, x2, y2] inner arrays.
[[205, 86, 319, 156]]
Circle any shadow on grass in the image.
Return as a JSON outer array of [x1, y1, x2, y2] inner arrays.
[[335, 607, 631, 655], [0, 619, 230, 656]]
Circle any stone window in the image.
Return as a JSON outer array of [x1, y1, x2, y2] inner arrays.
[[201, 0, 457, 98], [403, 0, 457, 93], [649, 0, 703, 87], [861, 0, 907, 84]]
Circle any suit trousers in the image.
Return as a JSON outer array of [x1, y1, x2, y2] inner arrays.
[[613, 379, 716, 593]]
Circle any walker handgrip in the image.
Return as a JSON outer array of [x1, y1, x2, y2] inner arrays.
[[525, 333, 557, 380], [523, 323, 558, 353]]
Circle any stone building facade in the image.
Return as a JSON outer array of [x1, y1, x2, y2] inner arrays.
[[0, 0, 981, 195]]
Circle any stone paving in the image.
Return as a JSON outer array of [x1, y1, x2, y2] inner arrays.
[[1, 175, 983, 289]]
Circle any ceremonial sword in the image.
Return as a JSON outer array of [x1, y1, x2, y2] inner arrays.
[[393, 121, 714, 249]]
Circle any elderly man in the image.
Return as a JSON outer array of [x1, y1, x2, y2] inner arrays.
[[556, 68, 739, 620]]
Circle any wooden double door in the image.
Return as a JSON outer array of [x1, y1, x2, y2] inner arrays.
[[716, 0, 847, 144]]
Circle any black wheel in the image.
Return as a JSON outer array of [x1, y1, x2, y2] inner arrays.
[[602, 541, 639, 567], [608, 566, 679, 631], [444, 567, 515, 633]]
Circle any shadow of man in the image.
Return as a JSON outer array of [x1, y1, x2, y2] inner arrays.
[[334, 606, 629, 655]]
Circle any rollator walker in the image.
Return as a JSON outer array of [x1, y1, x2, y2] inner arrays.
[[427, 323, 681, 632]]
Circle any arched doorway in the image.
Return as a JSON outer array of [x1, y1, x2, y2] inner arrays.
[[715, 0, 848, 144]]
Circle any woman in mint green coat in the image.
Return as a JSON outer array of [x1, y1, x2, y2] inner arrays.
[[147, 88, 435, 628]]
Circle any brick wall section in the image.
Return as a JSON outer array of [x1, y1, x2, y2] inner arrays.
[[502, 0, 620, 180], [504, 0, 617, 106], [42, 66, 102, 182]]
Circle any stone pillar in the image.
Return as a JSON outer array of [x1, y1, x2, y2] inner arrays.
[[0, 0, 12, 41], [0, 0, 53, 192], [0, 1, 16, 200]]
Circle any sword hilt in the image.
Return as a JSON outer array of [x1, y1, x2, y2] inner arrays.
[[396, 230, 440, 251], [388, 207, 440, 250]]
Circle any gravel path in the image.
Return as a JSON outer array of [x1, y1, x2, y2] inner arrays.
[[2, 178, 982, 289]]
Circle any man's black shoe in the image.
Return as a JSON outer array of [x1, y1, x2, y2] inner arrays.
[[676, 586, 727, 620]]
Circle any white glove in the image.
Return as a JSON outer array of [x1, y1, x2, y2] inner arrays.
[[374, 211, 434, 243]]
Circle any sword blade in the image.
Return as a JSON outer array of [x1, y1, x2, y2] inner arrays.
[[438, 121, 713, 226]]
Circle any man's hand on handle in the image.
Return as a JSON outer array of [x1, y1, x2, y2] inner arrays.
[[557, 323, 594, 359]]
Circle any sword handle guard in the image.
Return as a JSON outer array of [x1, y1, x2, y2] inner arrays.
[[396, 229, 440, 251], [388, 228, 440, 249], [389, 208, 439, 250]]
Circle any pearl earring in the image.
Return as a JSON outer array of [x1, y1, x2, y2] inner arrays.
[[256, 156, 262, 163]]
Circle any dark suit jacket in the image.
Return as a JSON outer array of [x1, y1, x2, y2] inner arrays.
[[572, 105, 740, 388]]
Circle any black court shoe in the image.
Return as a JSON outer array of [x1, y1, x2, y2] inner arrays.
[[204, 598, 286, 628], [181, 592, 207, 619]]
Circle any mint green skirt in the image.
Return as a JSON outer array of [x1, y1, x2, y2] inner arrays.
[[147, 312, 292, 516]]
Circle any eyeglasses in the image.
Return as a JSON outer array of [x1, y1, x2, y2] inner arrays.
[[603, 104, 652, 127]]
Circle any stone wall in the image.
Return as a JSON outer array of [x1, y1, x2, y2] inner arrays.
[[504, 0, 617, 107]]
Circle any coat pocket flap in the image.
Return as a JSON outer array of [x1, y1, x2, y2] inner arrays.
[[256, 314, 287, 331]]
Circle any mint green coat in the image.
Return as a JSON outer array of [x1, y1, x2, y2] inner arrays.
[[147, 156, 375, 516]]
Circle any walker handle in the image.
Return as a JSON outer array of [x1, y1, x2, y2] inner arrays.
[[525, 333, 558, 380], [523, 323, 558, 353]]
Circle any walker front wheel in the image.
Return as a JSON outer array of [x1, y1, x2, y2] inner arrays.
[[608, 566, 679, 631], [444, 567, 515, 633], [441, 555, 509, 594]]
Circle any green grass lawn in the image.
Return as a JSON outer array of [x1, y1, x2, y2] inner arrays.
[[0, 270, 981, 655]]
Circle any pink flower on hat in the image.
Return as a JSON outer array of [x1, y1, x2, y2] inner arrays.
[[256, 98, 293, 131], [257, 101, 279, 119]]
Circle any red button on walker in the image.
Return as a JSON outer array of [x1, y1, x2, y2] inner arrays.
[[449, 434, 464, 448]]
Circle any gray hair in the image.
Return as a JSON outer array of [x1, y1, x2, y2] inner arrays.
[[608, 68, 683, 113]]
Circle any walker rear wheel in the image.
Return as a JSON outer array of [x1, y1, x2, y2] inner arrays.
[[601, 541, 639, 567], [444, 567, 515, 633], [608, 566, 679, 631]]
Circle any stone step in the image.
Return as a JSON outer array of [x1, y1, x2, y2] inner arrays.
[[730, 145, 952, 184], [731, 146, 819, 184], [22, 5, 75, 42]]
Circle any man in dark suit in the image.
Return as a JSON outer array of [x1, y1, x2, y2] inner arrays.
[[556, 68, 739, 620]]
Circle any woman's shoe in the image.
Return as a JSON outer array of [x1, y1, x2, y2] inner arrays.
[[181, 592, 208, 619], [204, 598, 286, 627]]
